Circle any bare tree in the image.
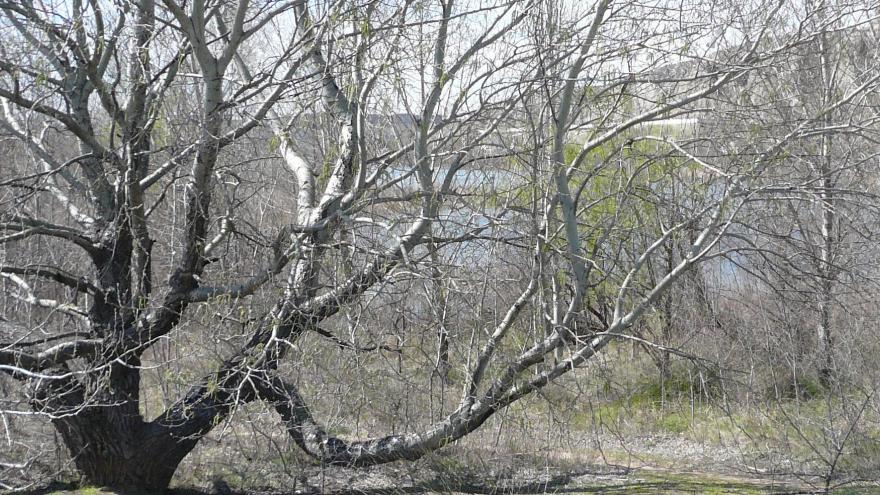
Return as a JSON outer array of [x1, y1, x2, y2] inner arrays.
[[1, 0, 877, 489], [715, 1, 880, 389]]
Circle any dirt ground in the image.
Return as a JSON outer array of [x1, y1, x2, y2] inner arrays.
[[6, 430, 880, 495]]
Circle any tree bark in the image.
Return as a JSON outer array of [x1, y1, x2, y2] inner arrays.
[[816, 14, 836, 387], [254, 372, 498, 466], [55, 419, 181, 490], [29, 359, 192, 491]]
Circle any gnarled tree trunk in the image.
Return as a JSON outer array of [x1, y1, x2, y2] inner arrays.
[[29, 360, 195, 490]]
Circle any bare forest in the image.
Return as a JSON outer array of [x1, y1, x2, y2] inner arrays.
[[3, 0, 880, 493]]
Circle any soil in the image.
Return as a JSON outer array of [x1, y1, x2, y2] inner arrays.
[[7, 433, 880, 494]]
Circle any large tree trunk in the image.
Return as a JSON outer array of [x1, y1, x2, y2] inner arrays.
[[54, 418, 181, 490], [30, 360, 194, 491], [46, 398, 197, 491]]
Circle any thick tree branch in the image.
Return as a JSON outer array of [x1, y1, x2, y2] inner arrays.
[[0, 216, 96, 253], [0, 264, 101, 295]]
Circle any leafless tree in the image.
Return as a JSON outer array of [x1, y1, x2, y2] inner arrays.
[[713, 0, 880, 388], [1, 0, 878, 489]]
